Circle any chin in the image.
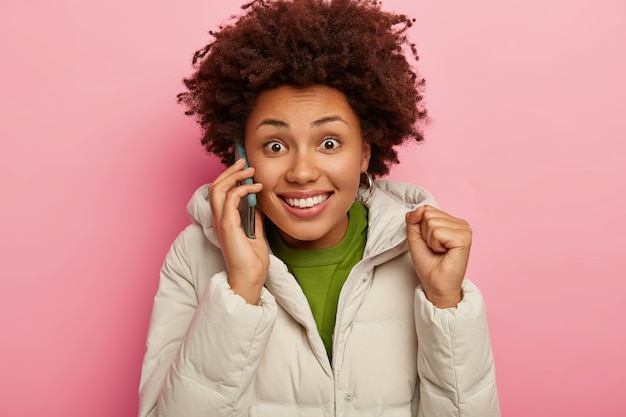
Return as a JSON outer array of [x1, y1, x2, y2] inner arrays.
[[283, 227, 328, 243], [276, 223, 337, 249]]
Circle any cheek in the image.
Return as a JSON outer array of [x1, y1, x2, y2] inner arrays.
[[332, 158, 364, 187], [251, 163, 276, 188], [250, 165, 278, 208], [334, 168, 360, 188]]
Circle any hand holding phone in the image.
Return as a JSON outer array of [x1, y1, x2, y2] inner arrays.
[[234, 142, 257, 239]]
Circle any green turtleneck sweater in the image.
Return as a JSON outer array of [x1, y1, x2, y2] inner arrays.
[[267, 203, 368, 360]]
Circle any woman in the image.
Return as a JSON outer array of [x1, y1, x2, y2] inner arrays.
[[139, 0, 500, 416]]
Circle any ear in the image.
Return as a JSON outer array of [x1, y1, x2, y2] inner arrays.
[[360, 141, 371, 172]]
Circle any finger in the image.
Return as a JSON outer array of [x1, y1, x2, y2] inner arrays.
[[416, 205, 467, 230], [210, 164, 256, 197], [211, 158, 247, 184], [407, 206, 471, 252], [407, 206, 446, 249], [429, 226, 471, 253], [220, 181, 263, 231], [423, 220, 470, 251], [406, 205, 433, 244], [209, 160, 246, 212], [405, 205, 427, 225], [209, 164, 257, 218]]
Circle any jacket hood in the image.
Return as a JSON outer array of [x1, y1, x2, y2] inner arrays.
[[186, 180, 437, 257], [186, 184, 220, 248], [359, 180, 437, 258]]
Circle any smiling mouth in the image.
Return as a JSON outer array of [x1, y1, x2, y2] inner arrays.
[[283, 194, 331, 208]]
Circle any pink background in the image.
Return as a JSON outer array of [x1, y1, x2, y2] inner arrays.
[[1, 0, 624, 416]]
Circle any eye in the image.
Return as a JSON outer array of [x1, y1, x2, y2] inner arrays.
[[263, 140, 286, 154], [319, 137, 341, 151]]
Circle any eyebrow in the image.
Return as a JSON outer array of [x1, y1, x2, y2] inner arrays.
[[254, 115, 349, 131]]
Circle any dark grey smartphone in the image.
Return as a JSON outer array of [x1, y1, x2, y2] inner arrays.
[[234, 141, 257, 239]]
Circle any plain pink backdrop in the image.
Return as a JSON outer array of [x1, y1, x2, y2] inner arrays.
[[1, 0, 625, 416]]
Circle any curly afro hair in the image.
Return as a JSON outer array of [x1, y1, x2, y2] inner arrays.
[[178, 0, 428, 178]]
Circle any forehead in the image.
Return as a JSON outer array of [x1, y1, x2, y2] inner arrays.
[[248, 85, 359, 123]]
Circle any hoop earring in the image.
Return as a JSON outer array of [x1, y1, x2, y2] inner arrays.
[[356, 172, 375, 204]]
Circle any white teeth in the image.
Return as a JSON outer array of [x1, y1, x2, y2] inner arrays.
[[285, 194, 329, 208]]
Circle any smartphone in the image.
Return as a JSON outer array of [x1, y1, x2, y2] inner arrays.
[[234, 141, 257, 239]]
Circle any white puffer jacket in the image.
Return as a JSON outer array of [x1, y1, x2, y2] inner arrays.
[[139, 180, 500, 417]]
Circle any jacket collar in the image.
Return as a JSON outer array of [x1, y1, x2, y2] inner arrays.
[[186, 179, 437, 259], [361, 179, 437, 260]]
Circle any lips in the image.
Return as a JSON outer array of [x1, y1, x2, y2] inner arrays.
[[283, 194, 330, 208], [279, 191, 333, 210]]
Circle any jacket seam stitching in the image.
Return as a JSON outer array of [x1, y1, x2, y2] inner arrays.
[[226, 312, 266, 417], [448, 313, 462, 417]]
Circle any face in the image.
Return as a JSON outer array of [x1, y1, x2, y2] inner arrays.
[[244, 85, 371, 250]]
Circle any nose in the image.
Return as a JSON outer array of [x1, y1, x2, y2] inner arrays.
[[284, 149, 321, 184]]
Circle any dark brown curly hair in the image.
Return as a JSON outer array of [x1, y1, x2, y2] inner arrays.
[[177, 0, 428, 178]]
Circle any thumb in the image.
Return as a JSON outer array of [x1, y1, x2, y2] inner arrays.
[[406, 205, 426, 226], [405, 206, 427, 242]]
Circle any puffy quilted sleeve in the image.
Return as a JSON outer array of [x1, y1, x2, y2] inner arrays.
[[414, 279, 500, 417], [138, 227, 277, 417]]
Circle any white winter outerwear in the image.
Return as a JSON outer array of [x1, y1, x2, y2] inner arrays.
[[139, 180, 500, 417]]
